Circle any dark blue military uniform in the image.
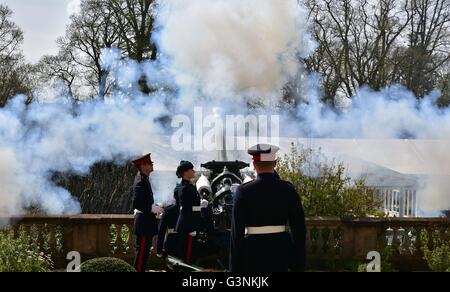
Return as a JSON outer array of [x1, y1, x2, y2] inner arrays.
[[229, 145, 307, 272], [157, 186, 181, 257], [156, 204, 180, 257], [176, 179, 202, 263], [132, 173, 158, 272]]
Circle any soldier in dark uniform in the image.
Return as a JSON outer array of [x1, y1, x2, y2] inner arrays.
[[131, 153, 163, 272], [229, 144, 307, 272], [175, 161, 208, 263], [156, 185, 181, 258]]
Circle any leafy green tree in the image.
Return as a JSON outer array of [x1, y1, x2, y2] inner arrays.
[[277, 144, 384, 218]]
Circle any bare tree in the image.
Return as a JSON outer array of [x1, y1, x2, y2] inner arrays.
[[304, 0, 450, 104], [107, 0, 157, 93], [107, 0, 157, 62], [36, 47, 80, 100], [61, 0, 123, 99], [397, 0, 450, 97], [436, 63, 450, 107], [0, 59, 34, 106], [0, 5, 23, 62], [54, 0, 158, 98], [0, 5, 33, 107], [305, 0, 412, 104]]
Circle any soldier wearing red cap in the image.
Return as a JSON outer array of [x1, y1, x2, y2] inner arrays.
[[131, 153, 163, 272], [229, 144, 307, 272]]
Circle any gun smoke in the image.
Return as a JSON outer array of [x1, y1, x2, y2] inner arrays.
[[0, 0, 448, 219]]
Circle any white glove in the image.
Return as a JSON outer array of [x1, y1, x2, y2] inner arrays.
[[151, 204, 164, 215], [189, 231, 197, 237], [200, 199, 209, 209]]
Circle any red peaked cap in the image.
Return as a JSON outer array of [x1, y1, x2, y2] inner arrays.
[[131, 153, 153, 167], [248, 144, 280, 162]]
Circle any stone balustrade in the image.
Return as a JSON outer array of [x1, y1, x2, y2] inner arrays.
[[1, 215, 448, 271]]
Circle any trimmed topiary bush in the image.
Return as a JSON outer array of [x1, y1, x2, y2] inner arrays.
[[80, 257, 136, 272]]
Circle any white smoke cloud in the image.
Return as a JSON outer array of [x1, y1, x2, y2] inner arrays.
[[0, 147, 22, 216], [153, 0, 315, 108], [419, 176, 450, 215], [2, 0, 314, 216], [0, 85, 168, 217], [0, 0, 449, 219], [154, 0, 449, 215], [291, 79, 450, 139]]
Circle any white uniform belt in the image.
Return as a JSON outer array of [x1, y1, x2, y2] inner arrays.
[[134, 209, 143, 215], [181, 206, 202, 212], [245, 225, 286, 235], [167, 229, 178, 234]]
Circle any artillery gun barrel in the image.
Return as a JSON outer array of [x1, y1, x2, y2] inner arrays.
[[166, 256, 204, 272]]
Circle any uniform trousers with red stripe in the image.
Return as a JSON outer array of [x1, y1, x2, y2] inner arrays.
[[179, 233, 195, 264], [134, 235, 153, 272]]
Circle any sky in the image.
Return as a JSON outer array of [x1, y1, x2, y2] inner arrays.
[[1, 0, 80, 63]]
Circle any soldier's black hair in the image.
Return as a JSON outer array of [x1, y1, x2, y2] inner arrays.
[[176, 161, 194, 178]]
